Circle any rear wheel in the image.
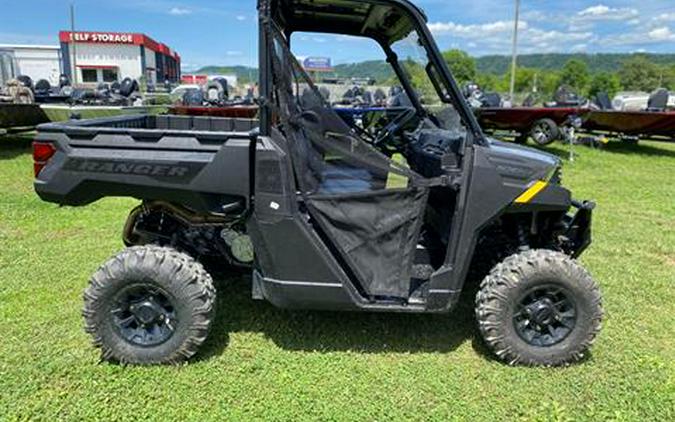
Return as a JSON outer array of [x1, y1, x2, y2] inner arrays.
[[529, 118, 559, 146], [83, 245, 216, 365], [475, 249, 602, 366]]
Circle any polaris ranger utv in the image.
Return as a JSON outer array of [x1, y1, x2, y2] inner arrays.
[[33, 0, 602, 366]]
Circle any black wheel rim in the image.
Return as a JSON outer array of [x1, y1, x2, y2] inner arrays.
[[111, 283, 177, 347], [513, 285, 576, 347]]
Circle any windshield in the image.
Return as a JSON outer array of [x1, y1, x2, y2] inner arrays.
[[391, 31, 451, 109]]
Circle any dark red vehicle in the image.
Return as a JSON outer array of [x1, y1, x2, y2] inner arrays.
[[583, 110, 675, 141], [476, 107, 590, 145], [169, 105, 259, 119]]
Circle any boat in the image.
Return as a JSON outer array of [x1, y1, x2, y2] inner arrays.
[[582, 88, 675, 142], [582, 110, 675, 140], [168, 105, 258, 119], [0, 103, 49, 133], [611, 91, 675, 111], [475, 106, 590, 145], [40, 104, 168, 122]]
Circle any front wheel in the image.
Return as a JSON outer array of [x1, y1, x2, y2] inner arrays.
[[83, 245, 216, 365], [475, 249, 602, 366]]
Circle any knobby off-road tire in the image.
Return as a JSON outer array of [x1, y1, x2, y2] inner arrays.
[[83, 245, 216, 365], [476, 249, 602, 366]]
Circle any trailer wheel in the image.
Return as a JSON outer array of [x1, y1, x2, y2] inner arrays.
[[476, 249, 602, 366], [83, 245, 216, 365], [529, 118, 559, 146]]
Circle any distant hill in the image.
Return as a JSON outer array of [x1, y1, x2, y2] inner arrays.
[[192, 53, 675, 84], [332, 60, 394, 82], [476, 53, 675, 74], [195, 66, 259, 84]]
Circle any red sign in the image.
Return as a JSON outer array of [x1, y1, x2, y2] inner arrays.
[[181, 75, 209, 85], [65, 32, 134, 44]]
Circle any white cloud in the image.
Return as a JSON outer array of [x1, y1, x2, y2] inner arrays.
[[168, 7, 192, 16], [226, 50, 243, 56], [576, 4, 638, 21], [428, 18, 593, 55], [653, 13, 675, 23], [236, 15, 246, 21], [647, 27, 675, 41], [570, 43, 588, 53], [428, 20, 528, 37]]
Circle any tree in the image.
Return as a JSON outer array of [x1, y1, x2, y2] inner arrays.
[[501, 67, 538, 94], [618, 55, 662, 91], [558, 59, 590, 93], [588, 72, 622, 98], [442, 49, 477, 85]]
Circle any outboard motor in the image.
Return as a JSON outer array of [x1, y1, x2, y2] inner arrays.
[[182, 88, 204, 106], [119, 77, 138, 98], [647, 88, 668, 112], [110, 81, 121, 94], [204, 78, 229, 105], [593, 92, 613, 110], [34, 79, 52, 96], [58, 74, 71, 88], [373, 88, 386, 106], [553, 85, 584, 107], [213, 77, 229, 100], [17, 75, 34, 91]]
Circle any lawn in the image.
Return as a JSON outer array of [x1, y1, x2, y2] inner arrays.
[[0, 134, 673, 421]]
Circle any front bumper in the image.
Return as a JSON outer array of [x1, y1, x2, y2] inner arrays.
[[560, 200, 595, 258]]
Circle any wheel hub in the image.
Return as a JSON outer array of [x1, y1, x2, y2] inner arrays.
[[513, 285, 577, 347], [529, 298, 555, 325], [130, 300, 164, 326], [111, 284, 177, 347]]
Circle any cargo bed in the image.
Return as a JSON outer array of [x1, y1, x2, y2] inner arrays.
[[34, 114, 259, 213]]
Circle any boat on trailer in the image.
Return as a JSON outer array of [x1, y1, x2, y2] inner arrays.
[[40, 104, 168, 122], [582, 110, 675, 142], [0, 103, 49, 134]]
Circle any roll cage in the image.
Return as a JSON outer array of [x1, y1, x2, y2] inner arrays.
[[257, 0, 485, 145]]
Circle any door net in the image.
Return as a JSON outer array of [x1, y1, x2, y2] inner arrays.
[[269, 28, 429, 299]]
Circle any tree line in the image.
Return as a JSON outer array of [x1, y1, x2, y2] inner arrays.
[[438, 51, 675, 100]]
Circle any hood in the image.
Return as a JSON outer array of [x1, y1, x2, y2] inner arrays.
[[483, 137, 561, 184]]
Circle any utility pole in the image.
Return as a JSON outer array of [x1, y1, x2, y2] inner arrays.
[[70, 3, 78, 85], [509, 0, 521, 101]]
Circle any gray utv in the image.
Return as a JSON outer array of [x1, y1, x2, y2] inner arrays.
[[33, 0, 602, 366]]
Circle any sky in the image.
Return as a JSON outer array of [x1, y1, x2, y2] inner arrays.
[[1, 0, 674, 71]]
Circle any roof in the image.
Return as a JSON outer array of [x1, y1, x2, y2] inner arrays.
[[272, 0, 426, 44], [0, 44, 61, 50]]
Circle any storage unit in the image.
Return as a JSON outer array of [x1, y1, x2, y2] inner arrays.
[[59, 31, 181, 86]]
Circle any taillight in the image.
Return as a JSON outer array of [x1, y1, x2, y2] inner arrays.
[[33, 141, 56, 177]]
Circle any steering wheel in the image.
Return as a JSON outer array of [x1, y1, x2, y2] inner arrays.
[[372, 107, 418, 148]]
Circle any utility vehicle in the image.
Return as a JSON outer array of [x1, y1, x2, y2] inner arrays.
[[33, 0, 602, 366]]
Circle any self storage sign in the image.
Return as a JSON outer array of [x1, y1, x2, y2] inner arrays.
[[69, 32, 134, 44]]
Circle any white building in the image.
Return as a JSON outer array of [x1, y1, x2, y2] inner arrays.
[[59, 31, 180, 86], [0, 45, 62, 86]]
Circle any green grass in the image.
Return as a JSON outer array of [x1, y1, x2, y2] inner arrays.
[[0, 134, 673, 421]]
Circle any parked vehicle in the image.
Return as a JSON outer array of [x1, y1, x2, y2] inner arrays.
[[471, 85, 589, 146], [33, 0, 602, 366], [582, 89, 675, 142], [476, 107, 590, 145]]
